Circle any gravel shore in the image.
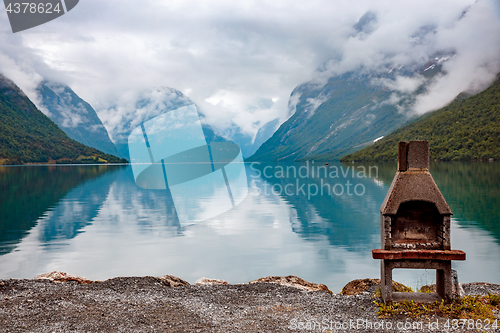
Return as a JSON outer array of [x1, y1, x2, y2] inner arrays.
[[1, 276, 499, 332]]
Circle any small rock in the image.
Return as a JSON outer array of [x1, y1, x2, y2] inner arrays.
[[156, 275, 190, 287], [462, 282, 500, 296], [34, 271, 93, 284], [249, 275, 331, 293], [195, 277, 229, 286], [340, 278, 411, 295], [419, 284, 436, 293]]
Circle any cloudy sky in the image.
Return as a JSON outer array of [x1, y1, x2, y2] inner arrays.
[[1, 0, 500, 145]]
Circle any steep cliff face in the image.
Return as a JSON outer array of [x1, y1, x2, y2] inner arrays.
[[249, 55, 448, 162], [37, 82, 121, 158]]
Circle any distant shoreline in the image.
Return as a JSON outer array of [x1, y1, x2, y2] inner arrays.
[[0, 162, 129, 167], [1, 160, 498, 166]]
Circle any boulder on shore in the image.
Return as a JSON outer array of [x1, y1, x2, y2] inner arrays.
[[249, 275, 331, 293], [35, 271, 93, 284], [340, 278, 412, 295], [156, 275, 190, 287], [195, 277, 229, 286]]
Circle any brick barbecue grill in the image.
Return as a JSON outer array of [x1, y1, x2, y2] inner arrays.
[[372, 140, 466, 302]]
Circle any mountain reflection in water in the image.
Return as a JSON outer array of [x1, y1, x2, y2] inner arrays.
[[0, 162, 498, 292]]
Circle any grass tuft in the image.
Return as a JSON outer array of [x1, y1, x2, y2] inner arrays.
[[375, 294, 500, 321]]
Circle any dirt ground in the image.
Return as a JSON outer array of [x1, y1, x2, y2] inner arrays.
[[1, 277, 499, 332]]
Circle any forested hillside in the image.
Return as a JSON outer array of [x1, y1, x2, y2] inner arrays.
[[340, 76, 500, 161], [0, 74, 126, 165]]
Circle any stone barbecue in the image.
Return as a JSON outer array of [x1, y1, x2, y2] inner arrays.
[[372, 141, 466, 302]]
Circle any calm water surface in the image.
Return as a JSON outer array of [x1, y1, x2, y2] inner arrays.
[[0, 162, 499, 292]]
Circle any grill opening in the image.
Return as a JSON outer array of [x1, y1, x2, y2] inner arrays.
[[391, 201, 444, 249]]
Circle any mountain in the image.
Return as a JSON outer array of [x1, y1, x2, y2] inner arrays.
[[248, 57, 446, 162], [107, 87, 229, 161], [251, 118, 280, 155], [222, 118, 280, 158], [109, 88, 194, 160], [247, 11, 460, 162], [340, 74, 500, 161], [0, 74, 126, 165], [37, 81, 121, 158]]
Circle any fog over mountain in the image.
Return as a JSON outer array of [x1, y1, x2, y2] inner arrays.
[[0, 0, 499, 153], [37, 81, 121, 158]]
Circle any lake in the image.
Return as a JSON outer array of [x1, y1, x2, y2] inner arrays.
[[0, 161, 499, 292]]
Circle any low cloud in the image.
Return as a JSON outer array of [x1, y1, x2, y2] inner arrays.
[[314, 0, 500, 115], [0, 0, 499, 141], [373, 75, 427, 95]]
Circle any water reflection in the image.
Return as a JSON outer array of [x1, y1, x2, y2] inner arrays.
[[40, 167, 122, 243], [128, 105, 248, 224], [247, 162, 384, 251], [0, 165, 120, 255], [0, 162, 499, 292]]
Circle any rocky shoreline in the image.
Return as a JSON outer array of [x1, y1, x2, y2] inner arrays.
[[1, 273, 499, 332]]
